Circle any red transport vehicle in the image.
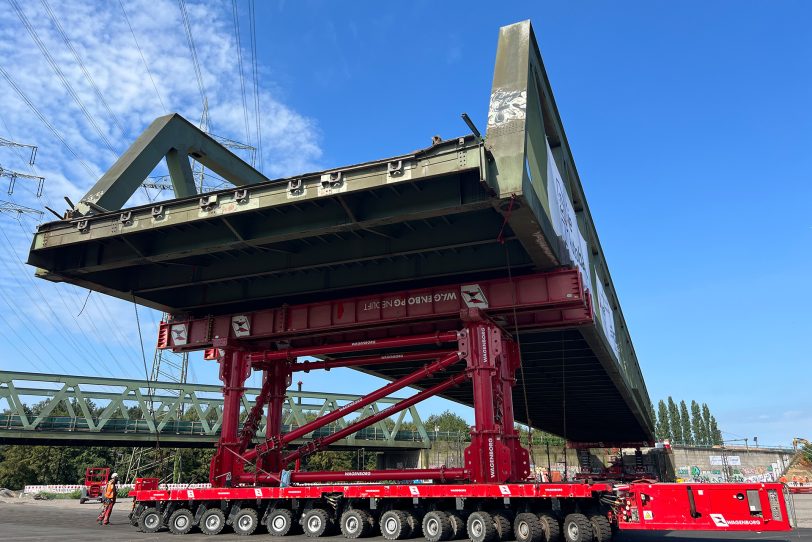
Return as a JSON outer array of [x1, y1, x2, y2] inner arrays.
[[80, 467, 110, 504], [127, 271, 796, 540]]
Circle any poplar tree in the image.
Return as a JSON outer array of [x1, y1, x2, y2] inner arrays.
[[690, 400, 704, 445], [679, 400, 693, 445], [701, 403, 712, 444], [668, 397, 683, 444], [656, 400, 671, 441], [709, 415, 723, 445]]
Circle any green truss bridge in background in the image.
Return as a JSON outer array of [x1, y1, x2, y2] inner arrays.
[[0, 371, 431, 449]]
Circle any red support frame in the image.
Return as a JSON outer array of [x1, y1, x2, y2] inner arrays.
[[174, 269, 593, 488]]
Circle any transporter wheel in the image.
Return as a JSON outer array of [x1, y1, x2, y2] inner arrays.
[[514, 512, 544, 542], [302, 508, 331, 537], [423, 511, 452, 542], [588, 514, 612, 542], [404, 510, 421, 537], [234, 508, 259, 536], [380, 510, 409, 540], [200, 508, 226, 536], [168, 508, 194, 535], [447, 511, 465, 540], [491, 511, 513, 541], [562, 514, 593, 542], [267, 508, 295, 536], [138, 506, 162, 534], [341, 509, 371, 539], [538, 513, 561, 542], [467, 511, 496, 542]]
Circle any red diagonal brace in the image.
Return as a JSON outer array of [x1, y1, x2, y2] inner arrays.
[[283, 370, 470, 465], [244, 350, 463, 462]]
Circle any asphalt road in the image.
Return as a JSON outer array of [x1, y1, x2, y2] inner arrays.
[[0, 498, 809, 542]]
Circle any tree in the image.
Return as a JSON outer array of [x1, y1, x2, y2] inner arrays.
[[803, 444, 812, 464], [667, 397, 682, 444], [709, 415, 723, 445], [648, 402, 657, 438], [679, 401, 693, 445], [689, 401, 704, 445], [656, 400, 671, 441], [424, 410, 469, 436], [701, 403, 712, 445]]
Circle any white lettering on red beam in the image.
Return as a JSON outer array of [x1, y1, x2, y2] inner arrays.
[[360, 292, 457, 312]]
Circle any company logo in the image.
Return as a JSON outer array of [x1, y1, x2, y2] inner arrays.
[[171, 324, 188, 345], [480, 328, 488, 364], [344, 471, 372, 477], [231, 315, 250, 337], [461, 284, 489, 308], [488, 437, 496, 478], [710, 514, 728, 527]]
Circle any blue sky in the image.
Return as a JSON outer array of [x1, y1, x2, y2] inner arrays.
[[0, 1, 809, 446]]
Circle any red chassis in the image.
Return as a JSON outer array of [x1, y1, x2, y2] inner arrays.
[[128, 269, 794, 537]]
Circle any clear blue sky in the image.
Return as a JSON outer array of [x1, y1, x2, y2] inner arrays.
[[0, 1, 809, 446]]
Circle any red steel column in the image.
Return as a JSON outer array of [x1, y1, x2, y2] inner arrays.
[[502, 339, 530, 480], [209, 349, 251, 487], [462, 322, 529, 483], [256, 361, 291, 477]]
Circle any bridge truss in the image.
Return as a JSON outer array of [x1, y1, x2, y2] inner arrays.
[[0, 371, 430, 449]]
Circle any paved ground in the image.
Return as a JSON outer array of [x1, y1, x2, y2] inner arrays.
[[0, 496, 809, 542]]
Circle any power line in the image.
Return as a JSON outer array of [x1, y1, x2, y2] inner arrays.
[[248, 0, 263, 171], [177, 0, 209, 129], [0, 65, 97, 179], [231, 0, 252, 160], [40, 0, 124, 133], [8, 0, 118, 156], [118, 0, 167, 114]]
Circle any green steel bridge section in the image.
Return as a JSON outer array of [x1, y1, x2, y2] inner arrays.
[[0, 371, 431, 449]]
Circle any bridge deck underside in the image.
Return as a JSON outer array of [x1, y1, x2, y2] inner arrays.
[[29, 157, 648, 444], [354, 328, 647, 444]]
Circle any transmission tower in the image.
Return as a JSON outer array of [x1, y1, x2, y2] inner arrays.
[[0, 136, 44, 197], [0, 200, 44, 218], [0, 136, 37, 165]]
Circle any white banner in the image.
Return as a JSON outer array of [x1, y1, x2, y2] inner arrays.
[[594, 276, 619, 358], [546, 140, 591, 293]]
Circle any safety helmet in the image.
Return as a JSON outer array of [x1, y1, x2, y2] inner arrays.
[[111, 472, 119, 479]]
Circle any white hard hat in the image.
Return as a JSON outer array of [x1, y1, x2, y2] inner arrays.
[[111, 472, 119, 479]]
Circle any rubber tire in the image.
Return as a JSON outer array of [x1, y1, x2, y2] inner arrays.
[[447, 512, 465, 540], [234, 508, 259, 536], [200, 508, 226, 536], [423, 511, 452, 542], [267, 508, 295, 536], [138, 507, 162, 534], [341, 509, 369, 539], [404, 510, 420, 537], [562, 513, 593, 542], [589, 514, 612, 542], [538, 513, 561, 542], [380, 510, 408, 540], [302, 509, 331, 538], [514, 512, 544, 542], [492, 511, 513, 541], [467, 511, 497, 542], [168, 508, 194, 535]]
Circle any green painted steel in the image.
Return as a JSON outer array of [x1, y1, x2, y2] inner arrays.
[[26, 20, 653, 444], [0, 371, 430, 449]]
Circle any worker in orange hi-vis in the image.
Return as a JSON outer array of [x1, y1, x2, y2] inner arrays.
[[97, 473, 119, 526]]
